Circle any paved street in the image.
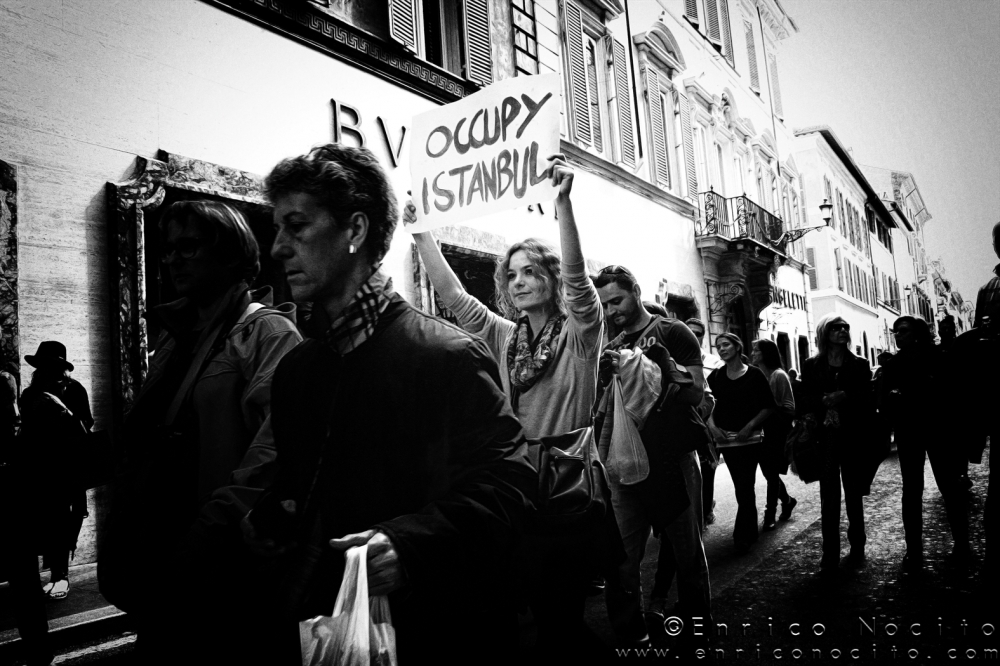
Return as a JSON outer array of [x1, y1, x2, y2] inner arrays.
[[2, 447, 994, 665], [583, 447, 996, 663]]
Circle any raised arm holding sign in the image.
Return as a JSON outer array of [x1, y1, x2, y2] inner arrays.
[[408, 73, 562, 233]]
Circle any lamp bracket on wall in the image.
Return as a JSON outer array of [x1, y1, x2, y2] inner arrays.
[[708, 281, 745, 316]]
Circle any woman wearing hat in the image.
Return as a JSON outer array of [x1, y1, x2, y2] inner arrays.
[[17, 341, 94, 601], [706, 332, 775, 554]]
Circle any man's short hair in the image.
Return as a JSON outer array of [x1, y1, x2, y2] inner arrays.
[[592, 264, 638, 291], [264, 144, 399, 262], [893, 315, 932, 345], [684, 317, 705, 334], [159, 200, 260, 283]]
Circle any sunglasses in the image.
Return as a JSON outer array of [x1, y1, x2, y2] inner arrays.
[[829, 323, 851, 332]]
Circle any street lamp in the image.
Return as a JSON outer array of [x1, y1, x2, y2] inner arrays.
[[819, 198, 833, 226], [777, 198, 833, 246]]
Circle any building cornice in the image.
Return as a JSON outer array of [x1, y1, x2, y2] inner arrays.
[[561, 140, 697, 219], [202, 0, 472, 105]]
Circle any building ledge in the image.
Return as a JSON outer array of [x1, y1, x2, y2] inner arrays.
[[561, 140, 697, 219]]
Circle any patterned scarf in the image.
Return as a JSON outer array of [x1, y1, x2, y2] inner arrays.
[[506, 314, 565, 398], [323, 267, 393, 355]]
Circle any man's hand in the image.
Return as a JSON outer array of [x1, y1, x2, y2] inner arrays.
[[241, 499, 296, 558], [329, 530, 405, 596], [600, 349, 621, 375]]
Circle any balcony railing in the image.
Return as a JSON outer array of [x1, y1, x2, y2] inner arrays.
[[696, 189, 785, 249]]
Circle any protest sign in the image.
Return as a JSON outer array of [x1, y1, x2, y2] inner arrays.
[[408, 73, 561, 233]]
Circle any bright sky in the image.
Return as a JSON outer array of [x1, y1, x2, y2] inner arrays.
[[778, 0, 1000, 303]]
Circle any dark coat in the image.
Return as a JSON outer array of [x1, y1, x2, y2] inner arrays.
[[262, 295, 536, 661], [876, 343, 944, 444], [13, 378, 92, 551], [800, 352, 876, 494]]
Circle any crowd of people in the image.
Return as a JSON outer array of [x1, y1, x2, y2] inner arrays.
[[0, 145, 995, 665]]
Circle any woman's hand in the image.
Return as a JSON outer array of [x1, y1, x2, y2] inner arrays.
[[822, 390, 846, 407], [548, 154, 574, 200], [402, 198, 432, 241], [736, 424, 756, 442], [329, 529, 406, 596], [709, 425, 728, 443]]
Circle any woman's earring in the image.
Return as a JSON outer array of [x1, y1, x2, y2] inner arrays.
[[348, 244, 357, 254]]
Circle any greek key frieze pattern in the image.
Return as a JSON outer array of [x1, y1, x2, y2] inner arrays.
[[243, 0, 466, 99]]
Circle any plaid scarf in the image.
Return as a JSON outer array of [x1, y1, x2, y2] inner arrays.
[[506, 314, 565, 397], [324, 268, 393, 355]]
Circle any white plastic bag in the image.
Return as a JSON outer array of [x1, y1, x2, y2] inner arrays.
[[606, 375, 650, 485], [299, 544, 398, 666]]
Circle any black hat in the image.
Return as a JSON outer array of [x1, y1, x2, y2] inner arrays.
[[25, 341, 74, 372]]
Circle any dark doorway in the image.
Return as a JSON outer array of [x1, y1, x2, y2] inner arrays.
[[776, 332, 791, 371], [433, 244, 500, 324], [798, 335, 810, 367], [726, 297, 751, 353]]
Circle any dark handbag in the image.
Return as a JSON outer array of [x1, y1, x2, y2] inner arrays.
[[517, 426, 609, 533], [788, 419, 824, 483]]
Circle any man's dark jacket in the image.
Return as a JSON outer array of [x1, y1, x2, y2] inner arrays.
[[263, 295, 536, 661]]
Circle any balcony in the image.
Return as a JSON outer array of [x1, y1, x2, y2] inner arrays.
[[695, 189, 785, 250]]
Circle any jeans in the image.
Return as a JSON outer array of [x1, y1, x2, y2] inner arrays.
[[763, 472, 790, 514], [897, 436, 968, 551], [605, 451, 711, 643], [720, 444, 761, 544], [819, 458, 866, 556]]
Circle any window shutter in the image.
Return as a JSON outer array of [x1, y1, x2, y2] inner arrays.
[[719, 0, 734, 65], [744, 21, 759, 92], [685, 0, 699, 25], [645, 67, 669, 186], [705, 0, 722, 46], [388, 0, 419, 53], [611, 38, 636, 169], [768, 54, 783, 117], [678, 89, 698, 199], [564, 0, 591, 146], [834, 247, 843, 290], [806, 247, 817, 290], [463, 0, 493, 86], [585, 40, 603, 152]]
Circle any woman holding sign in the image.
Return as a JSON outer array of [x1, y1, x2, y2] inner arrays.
[[406, 154, 609, 661]]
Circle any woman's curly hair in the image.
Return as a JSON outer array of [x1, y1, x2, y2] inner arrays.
[[264, 144, 399, 262], [493, 238, 565, 321]]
